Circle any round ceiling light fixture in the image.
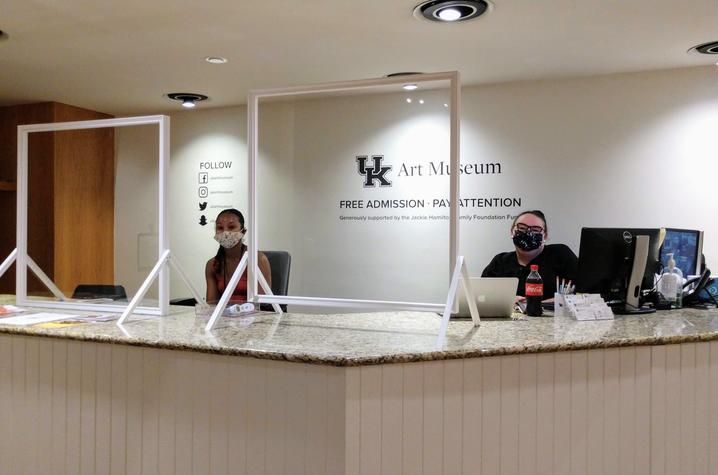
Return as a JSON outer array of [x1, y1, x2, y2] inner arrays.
[[413, 0, 491, 22], [385, 72, 423, 78], [689, 41, 718, 55], [205, 56, 228, 64], [167, 92, 208, 109], [385, 73, 425, 91]]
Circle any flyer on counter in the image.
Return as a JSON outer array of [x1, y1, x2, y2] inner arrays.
[[0, 312, 82, 326]]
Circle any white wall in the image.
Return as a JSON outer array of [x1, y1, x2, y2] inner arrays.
[[114, 124, 159, 299], [167, 106, 248, 300], [114, 65, 718, 307], [287, 89, 454, 303], [460, 66, 718, 265]]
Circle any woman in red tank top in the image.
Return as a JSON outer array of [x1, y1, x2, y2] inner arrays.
[[204, 209, 272, 304]]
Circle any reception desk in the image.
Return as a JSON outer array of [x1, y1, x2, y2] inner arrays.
[[1, 296, 717, 475]]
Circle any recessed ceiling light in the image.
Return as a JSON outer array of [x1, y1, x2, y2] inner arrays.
[[444, 103, 449, 107], [167, 92, 209, 109], [406, 98, 413, 103], [385, 72, 423, 78], [403, 83, 418, 91], [414, 0, 491, 23], [419, 99, 425, 104], [205, 56, 228, 64], [438, 8, 462, 21], [689, 41, 718, 55]]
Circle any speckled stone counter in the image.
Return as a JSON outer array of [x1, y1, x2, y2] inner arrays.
[[1, 295, 717, 366]]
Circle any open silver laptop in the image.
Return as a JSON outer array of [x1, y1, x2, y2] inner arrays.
[[454, 277, 518, 318]]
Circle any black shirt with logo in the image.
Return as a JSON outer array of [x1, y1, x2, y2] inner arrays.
[[481, 244, 578, 297]]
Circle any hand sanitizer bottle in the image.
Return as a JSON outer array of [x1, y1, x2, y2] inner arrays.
[[659, 253, 684, 309]]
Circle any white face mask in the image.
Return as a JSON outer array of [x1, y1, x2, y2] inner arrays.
[[214, 230, 244, 249]]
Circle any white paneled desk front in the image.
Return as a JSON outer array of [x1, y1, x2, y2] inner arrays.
[[1, 297, 717, 475]]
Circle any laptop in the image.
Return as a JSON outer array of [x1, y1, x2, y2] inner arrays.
[[453, 277, 518, 318]]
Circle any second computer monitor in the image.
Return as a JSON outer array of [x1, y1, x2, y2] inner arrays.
[[660, 228, 703, 276]]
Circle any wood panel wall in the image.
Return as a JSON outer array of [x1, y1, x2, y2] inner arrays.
[[1, 334, 717, 475], [0, 103, 114, 295], [0, 103, 55, 294], [52, 103, 115, 292]]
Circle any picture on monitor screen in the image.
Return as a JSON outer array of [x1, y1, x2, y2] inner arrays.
[[660, 228, 702, 276]]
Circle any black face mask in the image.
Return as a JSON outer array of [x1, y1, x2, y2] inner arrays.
[[513, 230, 543, 252]]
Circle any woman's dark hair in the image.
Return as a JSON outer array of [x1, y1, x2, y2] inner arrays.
[[213, 208, 246, 277], [512, 210, 548, 233]]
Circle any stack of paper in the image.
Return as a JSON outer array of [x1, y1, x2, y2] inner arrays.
[[0, 312, 81, 326]]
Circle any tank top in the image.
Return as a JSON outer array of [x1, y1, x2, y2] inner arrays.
[[213, 249, 249, 303]]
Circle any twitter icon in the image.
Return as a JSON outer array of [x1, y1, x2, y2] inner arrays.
[[199, 202, 207, 211]]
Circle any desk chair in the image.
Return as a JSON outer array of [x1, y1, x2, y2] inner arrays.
[[261, 250, 291, 312], [170, 251, 291, 311], [72, 284, 127, 301]]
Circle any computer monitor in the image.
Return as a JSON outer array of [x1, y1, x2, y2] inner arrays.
[[576, 228, 663, 311], [660, 228, 703, 276]]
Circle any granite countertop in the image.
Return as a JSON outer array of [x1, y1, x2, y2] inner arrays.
[[1, 296, 717, 366]]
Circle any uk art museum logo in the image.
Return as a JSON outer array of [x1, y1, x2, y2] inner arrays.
[[356, 155, 392, 187]]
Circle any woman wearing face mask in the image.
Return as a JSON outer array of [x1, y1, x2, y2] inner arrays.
[[481, 210, 577, 301], [205, 208, 272, 304]]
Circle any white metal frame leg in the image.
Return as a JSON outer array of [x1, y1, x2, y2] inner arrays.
[[117, 249, 171, 325], [0, 249, 67, 301], [460, 258, 480, 325], [115, 250, 214, 326], [436, 256, 480, 349], [204, 252, 281, 332], [0, 249, 17, 279], [27, 256, 67, 301], [168, 254, 206, 307], [257, 268, 283, 315], [204, 253, 248, 332]]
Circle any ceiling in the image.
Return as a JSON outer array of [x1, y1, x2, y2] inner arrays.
[[1, 0, 717, 115]]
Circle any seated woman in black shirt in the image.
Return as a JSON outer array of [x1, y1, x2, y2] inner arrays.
[[481, 210, 578, 301]]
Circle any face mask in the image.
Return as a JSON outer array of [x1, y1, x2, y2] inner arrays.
[[513, 230, 543, 252], [214, 230, 244, 249]]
